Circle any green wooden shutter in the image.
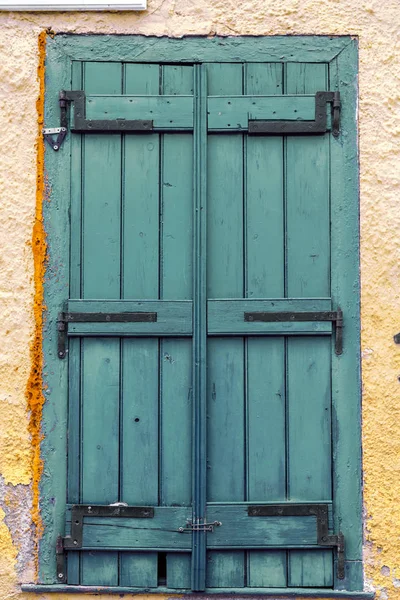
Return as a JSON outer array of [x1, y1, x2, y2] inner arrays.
[[52, 54, 359, 593]]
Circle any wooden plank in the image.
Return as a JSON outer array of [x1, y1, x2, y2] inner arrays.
[[120, 62, 160, 588], [206, 505, 328, 548], [285, 63, 330, 298], [206, 62, 245, 589], [208, 299, 333, 336], [56, 35, 353, 65], [330, 41, 363, 590], [66, 300, 192, 336], [289, 550, 333, 587], [285, 62, 333, 587], [122, 65, 160, 300], [81, 62, 122, 300], [86, 95, 193, 129], [208, 94, 316, 130], [66, 59, 83, 586], [287, 337, 332, 586], [160, 63, 194, 592], [80, 60, 122, 586], [120, 60, 160, 589], [66, 507, 192, 551], [247, 337, 286, 585], [245, 64, 285, 300], [191, 63, 208, 592], [80, 338, 120, 585], [120, 338, 159, 587], [244, 64, 286, 589]]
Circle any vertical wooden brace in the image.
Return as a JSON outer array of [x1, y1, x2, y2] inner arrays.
[[191, 64, 208, 592]]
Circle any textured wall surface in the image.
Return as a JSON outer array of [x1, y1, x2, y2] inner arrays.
[[0, 1, 399, 599]]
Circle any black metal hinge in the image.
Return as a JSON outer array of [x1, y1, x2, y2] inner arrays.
[[249, 91, 341, 137], [56, 503, 154, 583], [44, 90, 154, 151], [248, 503, 345, 580], [57, 311, 157, 359], [244, 308, 343, 355]]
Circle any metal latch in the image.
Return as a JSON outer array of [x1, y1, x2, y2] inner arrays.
[[178, 519, 222, 533], [57, 310, 158, 359], [244, 308, 343, 355], [248, 503, 345, 580], [42, 127, 67, 151]]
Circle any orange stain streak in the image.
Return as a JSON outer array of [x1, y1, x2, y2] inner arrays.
[[26, 30, 47, 578]]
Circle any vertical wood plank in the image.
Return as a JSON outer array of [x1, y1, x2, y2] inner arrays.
[[247, 338, 287, 587], [161, 64, 194, 591], [206, 63, 245, 589], [81, 337, 120, 586], [330, 41, 363, 590], [285, 62, 333, 587], [191, 63, 208, 592], [285, 63, 330, 298], [287, 337, 332, 587], [80, 61, 122, 586], [245, 62, 287, 588], [82, 61, 122, 300], [120, 62, 160, 588], [67, 59, 83, 585], [120, 339, 159, 587]]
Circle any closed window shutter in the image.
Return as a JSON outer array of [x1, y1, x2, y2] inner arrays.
[[56, 57, 353, 592]]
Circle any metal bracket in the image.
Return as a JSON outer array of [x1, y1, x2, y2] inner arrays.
[[56, 504, 154, 583], [61, 90, 153, 133], [244, 308, 343, 355], [248, 503, 345, 580], [178, 519, 222, 533], [57, 310, 158, 359], [42, 127, 67, 151], [249, 91, 341, 137]]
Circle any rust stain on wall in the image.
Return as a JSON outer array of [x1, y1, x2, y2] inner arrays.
[[25, 30, 47, 576]]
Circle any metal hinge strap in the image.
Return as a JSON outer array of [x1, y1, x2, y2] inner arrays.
[[244, 308, 343, 355], [44, 90, 154, 151], [248, 503, 345, 580], [56, 504, 154, 583], [249, 91, 341, 137], [57, 311, 158, 359]]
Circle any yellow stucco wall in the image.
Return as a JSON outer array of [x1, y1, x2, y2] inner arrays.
[[1, 1, 400, 599]]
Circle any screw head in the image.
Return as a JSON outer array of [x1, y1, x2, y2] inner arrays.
[[54, 145, 59, 151]]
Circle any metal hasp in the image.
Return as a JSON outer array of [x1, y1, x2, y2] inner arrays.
[[56, 504, 154, 583], [61, 90, 153, 134], [248, 503, 345, 580], [178, 520, 222, 533], [249, 91, 341, 137], [244, 308, 343, 355], [57, 311, 157, 359]]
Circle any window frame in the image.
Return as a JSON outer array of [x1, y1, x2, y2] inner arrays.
[[30, 34, 363, 595]]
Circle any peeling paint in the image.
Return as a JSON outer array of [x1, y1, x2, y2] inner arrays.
[[26, 30, 46, 576]]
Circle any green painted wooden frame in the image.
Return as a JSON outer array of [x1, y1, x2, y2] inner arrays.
[[32, 34, 363, 595]]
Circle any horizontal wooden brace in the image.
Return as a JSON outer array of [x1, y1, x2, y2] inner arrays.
[[207, 298, 334, 335], [57, 300, 193, 358], [79, 92, 194, 130], [208, 94, 316, 131]]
